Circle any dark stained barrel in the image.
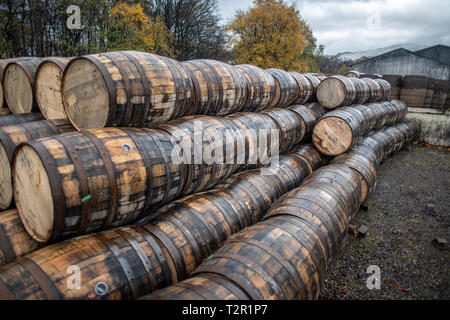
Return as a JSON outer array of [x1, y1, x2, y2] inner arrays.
[[3, 58, 44, 114], [400, 75, 428, 108], [431, 79, 448, 109], [235, 64, 276, 112], [0, 113, 44, 128], [290, 72, 314, 105], [35, 57, 73, 120], [303, 74, 322, 102], [182, 59, 247, 115], [0, 209, 41, 267], [361, 78, 384, 102], [288, 103, 327, 141], [0, 119, 74, 210], [382, 75, 403, 100], [63, 51, 195, 130], [374, 79, 392, 101], [266, 69, 299, 108], [348, 77, 371, 105], [316, 76, 357, 109]]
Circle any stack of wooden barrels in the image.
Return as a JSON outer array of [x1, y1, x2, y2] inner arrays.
[[140, 121, 420, 300], [399, 75, 449, 109]]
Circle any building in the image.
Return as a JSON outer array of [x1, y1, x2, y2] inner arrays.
[[350, 45, 450, 80]]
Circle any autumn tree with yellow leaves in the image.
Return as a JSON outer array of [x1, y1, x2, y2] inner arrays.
[[109, 2, 175, 57], [227, 0, 321, 72]]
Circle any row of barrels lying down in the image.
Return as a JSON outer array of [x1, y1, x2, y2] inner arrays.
[[382, 74, 450, 109], [312, 100, 408, 156], [1, 104, 327, 240], [0, 52, 328, 130], [0, 121, 420, 300], [143, 120, 421, 300]]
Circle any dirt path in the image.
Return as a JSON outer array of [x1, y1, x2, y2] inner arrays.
[[320, 144, 450, 300]]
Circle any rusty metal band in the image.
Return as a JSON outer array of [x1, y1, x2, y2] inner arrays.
[[25, 140, 66, 241], [19, 257, 62, 300], [0, 278, 13, 300], [193, 263, 265, 300], [114, 228, 157, 293], [120, 51, 151, 128], [175, 281, 218, 300], [0, 223, 15, 264], [53, 135, 91, 235], [141, 224, 184, 282], [120, 128, 153, 215], [82, 56, 116, 125], [103, 53, 133, 127], [128, 225, 172, 288], [82, 131, 118, 228], [95, 233, 140, 299], [168, 214, 203, 267], [0, 127, 18, 162], [201, 273, 251, 300]]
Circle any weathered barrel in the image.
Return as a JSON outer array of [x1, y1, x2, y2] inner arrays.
[[35, 57, 73, 120], [235, 64, 276, 112], [346, 70, 363, 78], [317, 76, 357, 109], [0, 209, 41, 267], [361, 78, 384, 102], [348, 77, 371, 105], [423, 78, 435, 108], [289, 72, 314, 105], [288, 103, 327, 141], [13, 127, 186, 243], [62, 51, 194, 130], [266, 69, 299, 108], [1, 57, 35, 109], [303, 74, 322, 102], [382, 75, 402, 100], [431, 79, 448, 109], [182, 59, 247, 115], [0, 119, 74, 210], [3, 58, 44, 114], [0, 108, 11, 116], [374, 79, 392, 101], [400, 75, 428, 108], [0, 112, 44, 128]]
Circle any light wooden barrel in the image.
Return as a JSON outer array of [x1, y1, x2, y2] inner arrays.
[[35, 57, 73, 120], [12, 127, 187, 243], [303, 74, 322, 102], [361, 78, 384, 102], [3, 58, 44, 114], [266, 69, 299, 108], [0, 119, 74, 210], [182, 60, 247, 116], [1, 57, 36, 109], [0, 209, 41, 267], [382, 75, 402, 100], [288, 103, 327, 141], [400, 75, 428, 108], [62, 51, 194, 130], [235, 64, 276, 112], [0, 108, 11, 116], [317, 76, 357, 109], [0, 112, 44, 128], [348, 77, 371, 104], [431, 80, 448, 109], [290, 72, 314, 105]]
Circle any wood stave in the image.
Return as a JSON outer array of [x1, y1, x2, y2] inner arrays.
[[266, 69, 299, 108], [289, 72, 314, 105], [348, 77, 371, 105], [374, 79, 392, 101], [361, 78, 384, 102], [303, 74, 322, 103]]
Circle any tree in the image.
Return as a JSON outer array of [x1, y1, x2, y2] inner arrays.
[[108, 2, 175, 57], [226, 0, 315, 72]]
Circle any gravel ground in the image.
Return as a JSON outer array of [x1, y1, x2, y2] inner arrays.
[[319, 143, 450, 300]]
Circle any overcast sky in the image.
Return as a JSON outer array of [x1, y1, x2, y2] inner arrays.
[[218, 0, 450, 55]]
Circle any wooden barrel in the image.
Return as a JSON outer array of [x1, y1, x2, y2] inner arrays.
[[400, 75, 428, 108], [62, 51, 194, 130], [303, 74, 322, 102], [346, 70, 363, 78], [289, 72, 314, 105], [0, 209, 41, 267], [431, 79, 448, 109], [384, 126, 406, 154], [182, 60, 247, 116], [374, 79, 392, 101], [288, 104, 326, 141], [424, 78, 435, 108], [0, 108, 11, 116], [0, 119, 74, 210], [0, 112, 44, 128], [382, 75, 402, 100], [316, 76, 357, 109], [261, 108, 306, 153], [35, 57, 73, 120], [0, 226, 171, 300], [348, 77, 370, 105], [3, 58, 44, 114], [361, 78, 383, 102], [235, 64, 276, 112], [265, 69, 299, 108], [141, 273, 249, 300], [12, 127, 187, 243]]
